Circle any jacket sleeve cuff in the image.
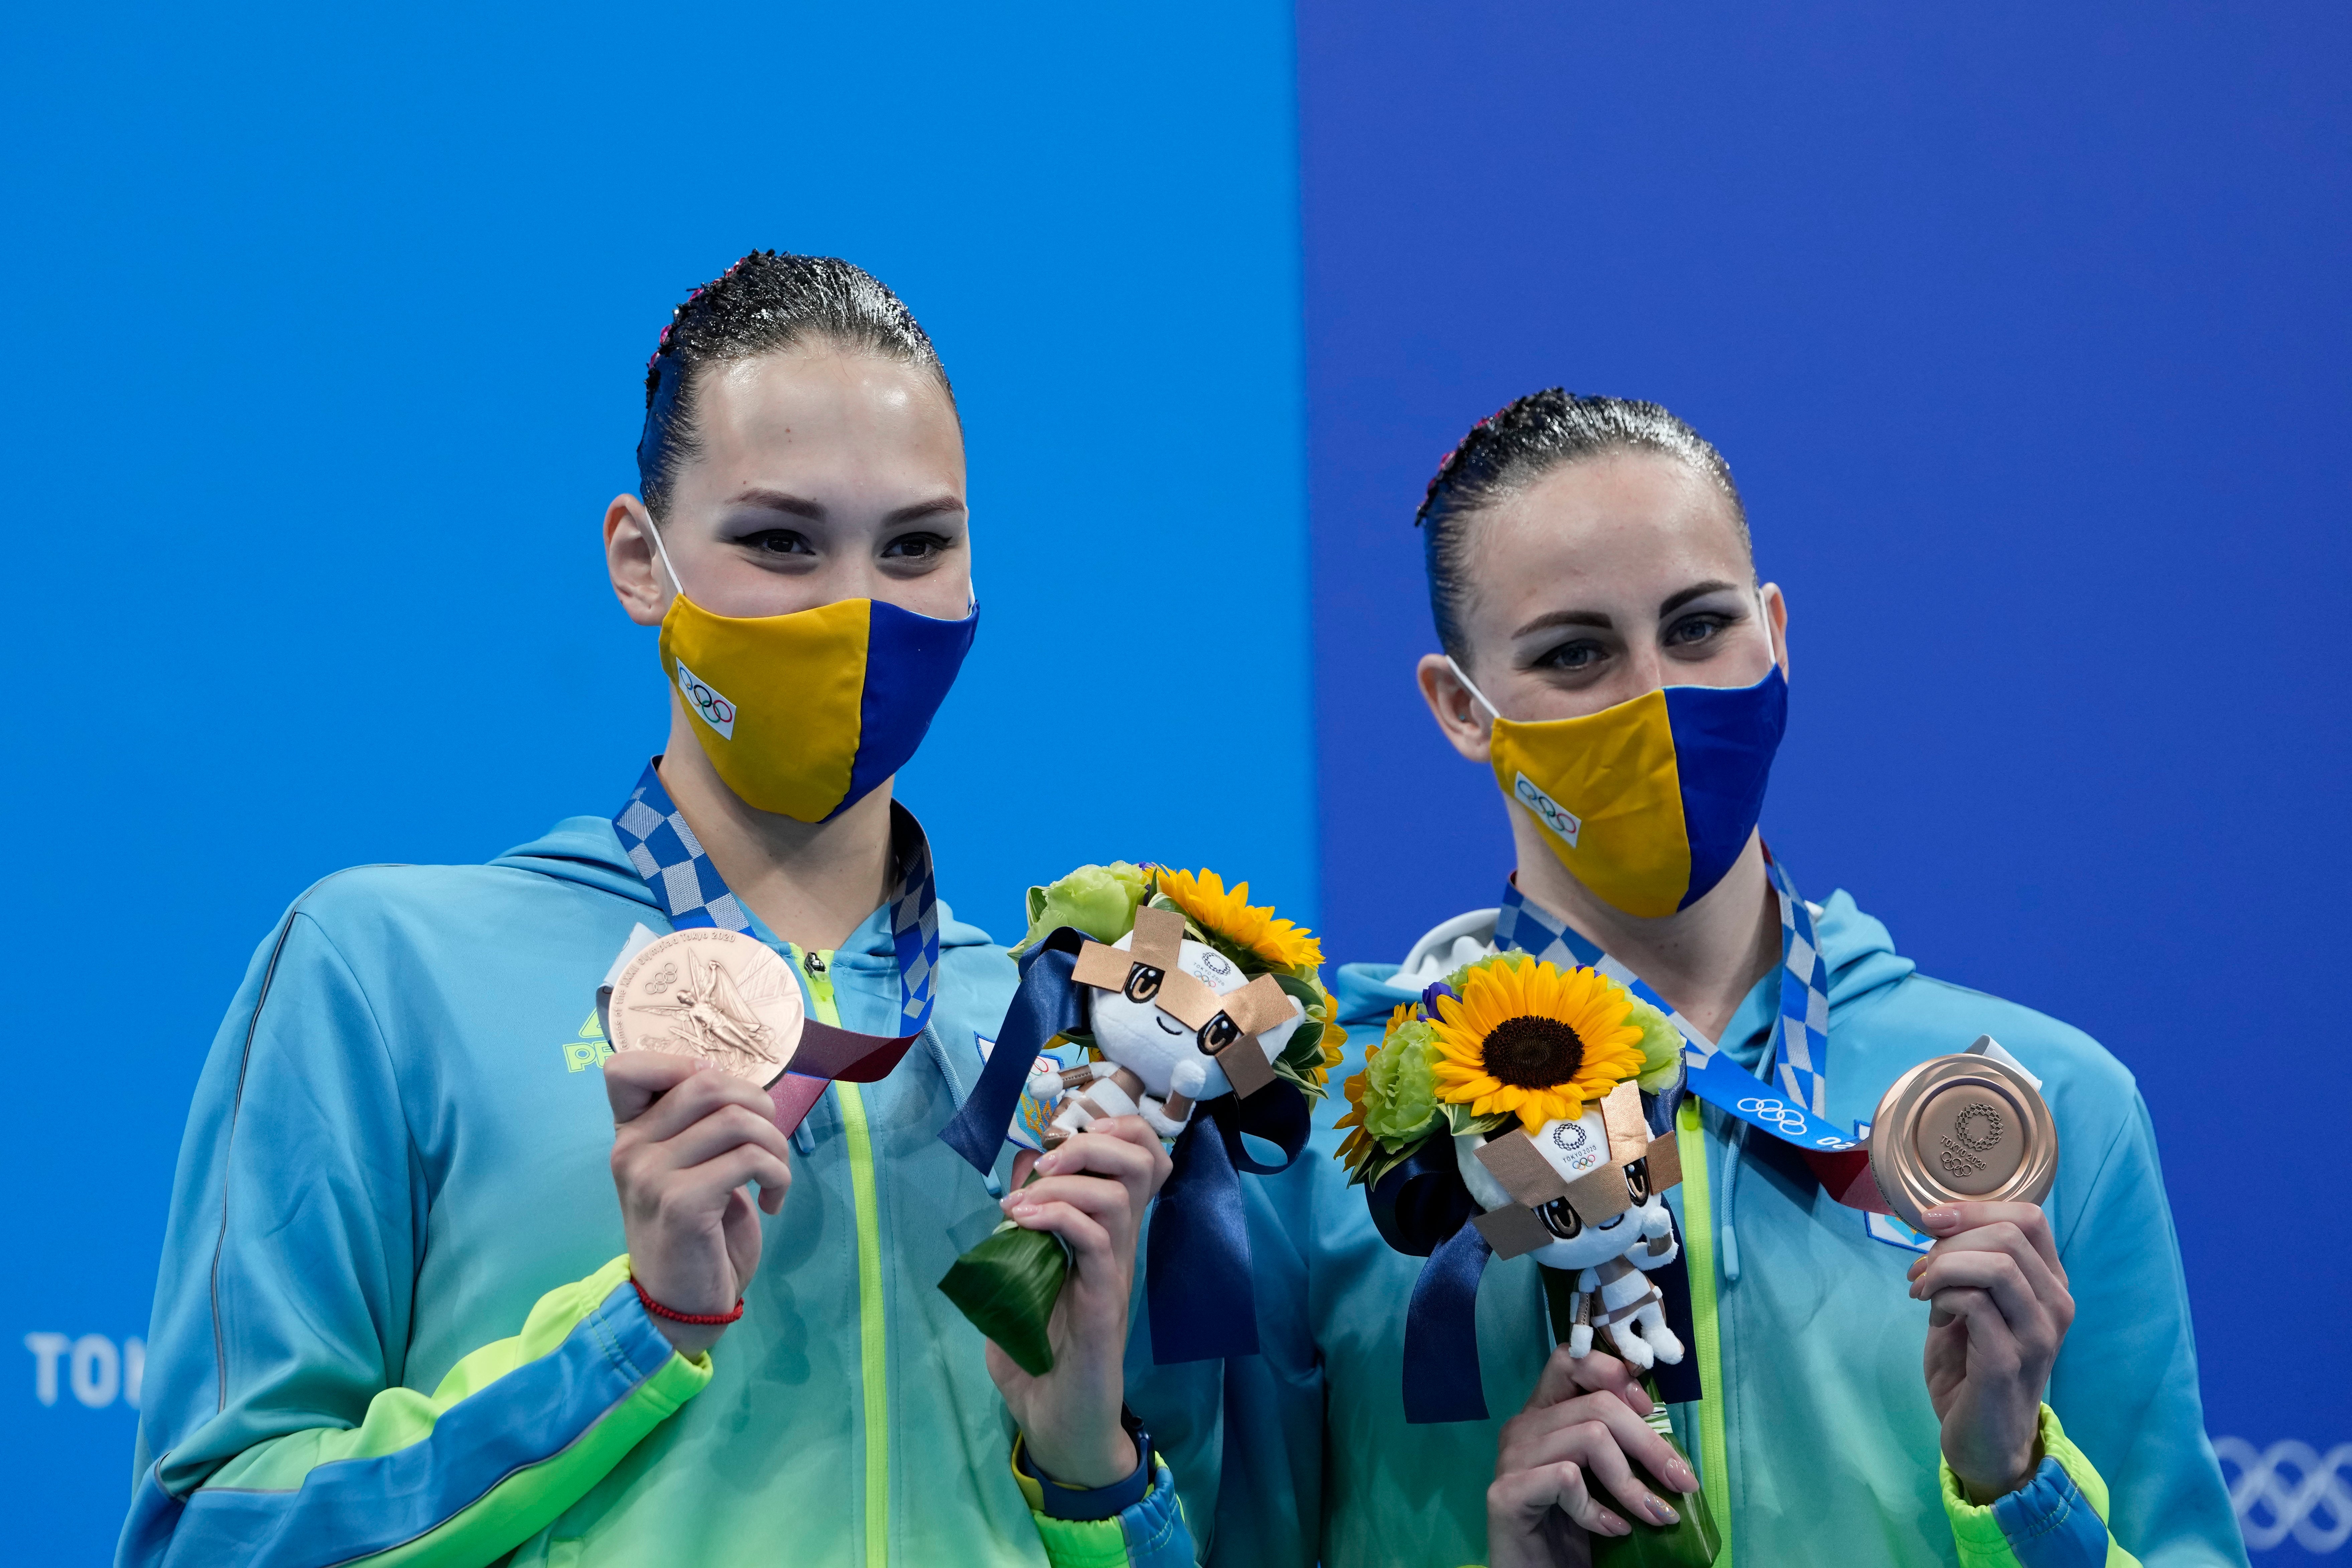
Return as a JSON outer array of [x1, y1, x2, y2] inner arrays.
[[1940, 1405, 2140, 1568], [1011, 1422, 1194, 1568]]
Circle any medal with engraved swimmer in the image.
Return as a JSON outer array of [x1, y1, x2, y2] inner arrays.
[[607, 928, 804, 1088], [1868, 1051, 2057, 1233]]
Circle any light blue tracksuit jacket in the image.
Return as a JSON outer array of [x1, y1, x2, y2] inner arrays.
[[1206, 886, 2247, 1568]]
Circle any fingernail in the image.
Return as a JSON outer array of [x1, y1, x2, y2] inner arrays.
[[1650, 1498, 1680, 1525], [1669, 1459, 1697, 1490], [1922, 1207, 1960, 1232], [1597, 1511, 1628, 1537]]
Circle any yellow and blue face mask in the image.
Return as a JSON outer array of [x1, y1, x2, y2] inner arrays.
[[1453, 659, 1788, 918], [651, 536, 978, 824]]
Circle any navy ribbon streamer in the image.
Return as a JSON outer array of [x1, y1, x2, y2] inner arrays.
[[1145, 1083, 1309, 1364], [1405, 1222, 1496, 1424], [938, 925, 1312, 1363], [1365, 1144, 1498, 1422], [938, 928, 1088, 1172]]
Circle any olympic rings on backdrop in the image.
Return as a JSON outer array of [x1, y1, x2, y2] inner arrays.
[[2215, 1437, 2352, 1553], [1736, 1096, 1812, 1135]]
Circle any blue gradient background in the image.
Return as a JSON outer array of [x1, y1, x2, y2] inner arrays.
[[4, 1, 2343, 1560]]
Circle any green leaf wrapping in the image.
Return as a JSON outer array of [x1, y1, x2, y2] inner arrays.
[[936, 1220, 1070, 1377]]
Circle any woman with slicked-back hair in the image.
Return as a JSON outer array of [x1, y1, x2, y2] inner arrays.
[[122, 254, 1197, 1568], [1216, 391, 2243, 1568]]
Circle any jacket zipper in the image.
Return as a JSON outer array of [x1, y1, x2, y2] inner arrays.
[[795, 948, 890, 1568], [1678, 1097, 1733, 1566]]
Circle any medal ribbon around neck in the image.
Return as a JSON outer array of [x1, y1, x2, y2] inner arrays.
[[1496, 849, 1856, 1154], [611, 761, 939, 1133]]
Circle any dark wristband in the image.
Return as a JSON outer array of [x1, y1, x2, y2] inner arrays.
[[1017, 1406, 1155, 1521]]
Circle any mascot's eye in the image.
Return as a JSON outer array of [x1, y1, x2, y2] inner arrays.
[[1537, 1198, 1584, 1241], [1624, 1158, 1651, 1204], [1123, 966, 1164, 1003], [1199, 1014, 1241, 1053]]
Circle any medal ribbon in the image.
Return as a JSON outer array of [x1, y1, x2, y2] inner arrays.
[[612, 761, 937, 1131], [1496, 850, 1856, 1154]]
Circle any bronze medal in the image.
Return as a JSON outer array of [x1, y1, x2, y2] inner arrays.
[[607, 928, 804, 1089], [1867, 1051, 2057, 1231]]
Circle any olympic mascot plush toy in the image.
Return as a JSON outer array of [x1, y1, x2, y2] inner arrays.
[[936, 863, 1341, 1375]]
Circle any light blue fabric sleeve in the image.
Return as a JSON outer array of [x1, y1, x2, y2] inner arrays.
[[2041, 1093, 2245, 1567], [118, 907, 693, 1568]]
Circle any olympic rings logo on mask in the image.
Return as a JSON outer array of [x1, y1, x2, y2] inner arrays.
[[674, 661, 738, 739], [2215, 1437, 2352, 1553], [1736, 1096, 1812, 1135]]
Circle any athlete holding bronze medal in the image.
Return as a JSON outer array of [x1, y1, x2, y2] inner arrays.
[[1219, 392, 2244, 1567], [122, 255, 1193, 1567]]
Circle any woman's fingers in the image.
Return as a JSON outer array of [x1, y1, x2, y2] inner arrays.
[[684, 1144, 795, 1212], [1927, 1285, 2023, 1375], [1908, 1249, 2054, 1357], [1490, 1459, 1629, 1540], [614, 1061, 780, 1145], [653, 1099, 796, 1176], [1506, 1393, 1695, 1507], [1003, 1197, 1114, 1272], [1008, 1173, 1135, 1263], [1529, 1344, 1651, 1415], [1924, 1202, 2066, 1286], [1908, 1218, 2067, 1313], [1033, 1122, 1166, 1214], [603, 1049, 706, 1124]]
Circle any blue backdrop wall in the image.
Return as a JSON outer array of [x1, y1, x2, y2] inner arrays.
[[0, 4, 1309, 1562], [6, 1, 2346, 1561], [1297, 3, 2348, 1560]]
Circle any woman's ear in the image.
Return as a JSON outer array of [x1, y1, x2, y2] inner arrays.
[[1760, 581, 1791, 679], [606, 495, 671, 627], [1417, 653, 1495, 765]]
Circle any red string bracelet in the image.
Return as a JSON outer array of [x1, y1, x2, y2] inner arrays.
[[633, 1278, 745, 1326]]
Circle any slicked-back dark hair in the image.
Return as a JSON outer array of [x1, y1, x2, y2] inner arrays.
[[1415, 389, 1749, 663], [636, 251, 956, 517]]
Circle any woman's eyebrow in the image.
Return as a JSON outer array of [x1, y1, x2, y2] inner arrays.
[[1658, 580, 1743, 617], [1512, 607, 1614, 637], [726, 487, 825, 520], [881, 496, 967, 525]]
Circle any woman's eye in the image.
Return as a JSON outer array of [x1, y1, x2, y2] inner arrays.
[[739, 529, 814, 557], [1665, 614, 1730, 648], [881, 532, 950, 562], [1533, 640, 1603, 672]]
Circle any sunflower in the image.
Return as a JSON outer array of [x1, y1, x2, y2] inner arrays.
[[1153, 867, 1324, 974], [1308, 985, 1347, 1084], [1427, 957, 1646, 1133]]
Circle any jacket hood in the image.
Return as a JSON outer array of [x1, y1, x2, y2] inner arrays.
[[1330, 887, 1916, 1028], [489, 814, 1001, 960]]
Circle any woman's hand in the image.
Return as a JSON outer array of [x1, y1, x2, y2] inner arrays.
[[1910, 1201, 2074, 1501], [1487, 1345, 1699, 1568], [605, 1052, 793, 1358], [985, 1118, 1171, 1488]]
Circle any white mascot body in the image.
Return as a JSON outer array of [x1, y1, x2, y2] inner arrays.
[[1455, 1103, 1688, 1369]]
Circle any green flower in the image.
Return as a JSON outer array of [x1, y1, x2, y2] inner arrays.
[[1443, 950, 1528, 991], [1361, 1016, 1442, 1143], [1012, 862, 1151, 954], [1627, 995, 1685, 1091]]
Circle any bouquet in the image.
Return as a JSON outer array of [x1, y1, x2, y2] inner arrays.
[[938, 864, 1343, 1374]]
